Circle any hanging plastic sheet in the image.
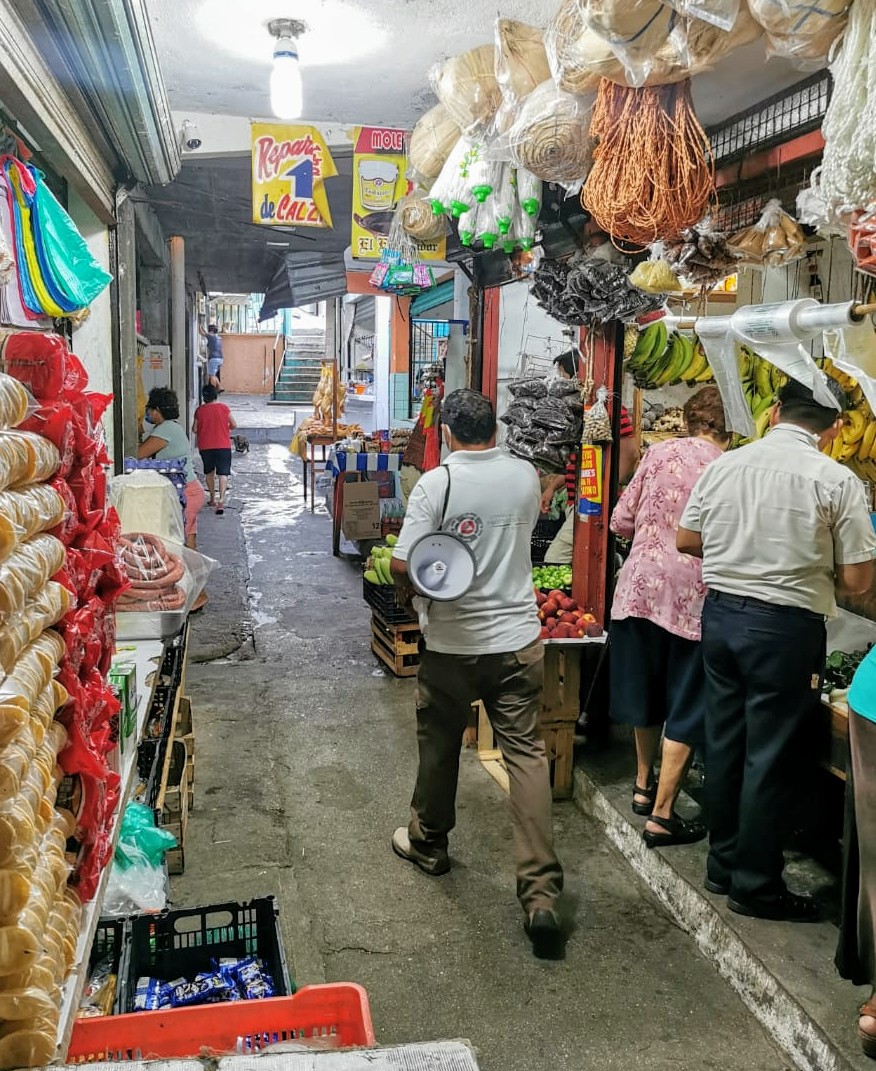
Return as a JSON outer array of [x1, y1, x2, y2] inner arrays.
[[0, 183, 47, 329], [824, 314, 876, 415], [695, 317, 754, 437]]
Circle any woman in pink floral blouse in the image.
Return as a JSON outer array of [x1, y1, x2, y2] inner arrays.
[[609, 386, 731, 847]]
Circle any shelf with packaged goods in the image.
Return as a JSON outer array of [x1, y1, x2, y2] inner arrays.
[[54, 637, 165, 1061]]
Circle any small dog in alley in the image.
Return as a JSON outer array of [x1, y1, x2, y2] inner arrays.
[[233, 434, 250, 454]]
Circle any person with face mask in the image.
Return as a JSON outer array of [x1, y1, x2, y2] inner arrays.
[[388, 389, 565, 959]]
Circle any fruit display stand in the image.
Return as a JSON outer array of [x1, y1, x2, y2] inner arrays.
[[54, 637, 165, 1059], [474, 634, 606, 799]]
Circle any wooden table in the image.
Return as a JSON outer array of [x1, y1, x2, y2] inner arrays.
[[302, 434, 335, 513]]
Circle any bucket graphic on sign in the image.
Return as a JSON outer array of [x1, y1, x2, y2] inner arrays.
[[358, 159, 399, 211]]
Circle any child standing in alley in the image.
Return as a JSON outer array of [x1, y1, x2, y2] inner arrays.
[[193, 385, 236, 514]]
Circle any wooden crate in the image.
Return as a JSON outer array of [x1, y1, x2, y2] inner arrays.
[[474, 701, 574, 799], [371, 612, 420, 678], [174, 695, 195, 810], [158, 738, 190, 875], [542, 644, 582, 723]]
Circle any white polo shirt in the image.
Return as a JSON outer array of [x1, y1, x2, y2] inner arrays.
[[392, 448, 541, 655], [680, 423, 876, 617]]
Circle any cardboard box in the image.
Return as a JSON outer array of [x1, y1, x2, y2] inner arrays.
[[109, 661, 138, 751], [342, 480, 381, 541]]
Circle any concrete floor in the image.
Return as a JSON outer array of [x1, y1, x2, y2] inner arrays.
[[175, 434, 792, 1071]]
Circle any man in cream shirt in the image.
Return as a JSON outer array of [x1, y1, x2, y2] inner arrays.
[[678, 379, 875, 922], [390, 389, 564, 958]]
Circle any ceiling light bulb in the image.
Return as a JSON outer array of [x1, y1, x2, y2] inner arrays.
[[270, 32, 303, 119]]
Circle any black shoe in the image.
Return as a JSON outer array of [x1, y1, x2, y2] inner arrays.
[[642, 813, 707, 849], [704, 877, 731, 896], [524, 908, 565, 960], [727, 891, 820, 923], [391, 827, 450, 876], [631, 779, 657, 817]]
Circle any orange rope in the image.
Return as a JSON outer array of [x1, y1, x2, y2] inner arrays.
[[581, 79, 716, 250]]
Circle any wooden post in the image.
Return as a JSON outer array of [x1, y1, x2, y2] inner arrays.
[[570, 323, 622, 626]]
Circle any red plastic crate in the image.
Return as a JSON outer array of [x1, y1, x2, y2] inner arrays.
[[67, 984, 375, 1062]]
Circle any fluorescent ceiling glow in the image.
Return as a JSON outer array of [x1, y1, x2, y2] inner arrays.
[[196, 0, 385, 66]]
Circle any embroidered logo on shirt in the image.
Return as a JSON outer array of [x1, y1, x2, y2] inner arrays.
[[448, 513, 483, 542]]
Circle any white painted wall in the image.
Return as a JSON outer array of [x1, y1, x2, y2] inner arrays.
[[373, 295, 391, 430], [67, 190, 115, 461]]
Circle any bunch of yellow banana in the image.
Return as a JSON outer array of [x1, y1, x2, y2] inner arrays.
[[738, 346, 787, 439], [625, 324, 713, 389]]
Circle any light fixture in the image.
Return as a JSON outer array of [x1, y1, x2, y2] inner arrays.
[[268, 18, 305, 120]]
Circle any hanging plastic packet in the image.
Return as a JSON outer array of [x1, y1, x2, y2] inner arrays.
[[516, 168, 541, 217], [457, 202, 479, 247], [466, 145, 498, 203], [495, 165, 516, 237], [475, 198, 500, 250], [825, 316, 876, 416], [696, 319, 755, 437], [428, 137, 474, 217], [582, 386, 613, 443]]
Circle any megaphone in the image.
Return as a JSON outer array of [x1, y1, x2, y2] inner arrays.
[[407, 532, 477, 601]]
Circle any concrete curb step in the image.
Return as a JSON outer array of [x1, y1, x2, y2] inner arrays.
[[573, 764, 872, 1071]]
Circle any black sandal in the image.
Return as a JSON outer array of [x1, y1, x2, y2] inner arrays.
[[643, 813, 707, 849], [631, 780, 657, 816]]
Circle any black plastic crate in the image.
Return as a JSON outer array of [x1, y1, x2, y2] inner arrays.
[[120, 897, 292, 1014], [362, 578, 418, 625], [531, 516, 564, 564], [87, 919, 129, 1015]]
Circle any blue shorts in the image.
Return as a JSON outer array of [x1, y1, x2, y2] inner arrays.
[[207, 357, 223, 377]]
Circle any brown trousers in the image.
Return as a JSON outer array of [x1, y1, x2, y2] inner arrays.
[[408, 642, 564, 911]]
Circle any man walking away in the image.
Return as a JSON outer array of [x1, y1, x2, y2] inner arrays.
[[678, 379, 875, 922], [200, 323, 224, 389], [390, 389, 564, 958]]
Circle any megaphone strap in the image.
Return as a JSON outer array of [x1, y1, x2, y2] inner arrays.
[[439, 464, 451, 529]]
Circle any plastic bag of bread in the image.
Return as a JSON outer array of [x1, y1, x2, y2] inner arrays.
[[0, 431, 59, 493], [407, 103, 461, 186], [729, 199, 807, 267], [431, 45, 502, 139], [0, 485, 65, 562], [0, 374, 29, 430], [0, 534, 66, 618], [494, 19, 552, 132]]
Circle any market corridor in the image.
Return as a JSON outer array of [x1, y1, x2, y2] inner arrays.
[[175, 438, 789, 1070]]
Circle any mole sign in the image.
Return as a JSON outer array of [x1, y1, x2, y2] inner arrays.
[[251, 123, 337, 228]]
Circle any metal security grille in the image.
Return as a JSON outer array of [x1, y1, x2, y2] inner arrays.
[[707, 72, 831, 167], [410, 319, 450, 418]]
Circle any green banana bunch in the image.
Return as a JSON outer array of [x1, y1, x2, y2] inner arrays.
[[626, 322, 668, 378]]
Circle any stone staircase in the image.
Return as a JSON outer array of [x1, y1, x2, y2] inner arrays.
[[273, 351, 323, 404]]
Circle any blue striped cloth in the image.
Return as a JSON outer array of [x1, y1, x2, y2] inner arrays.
[[326, 450, 404, 477]]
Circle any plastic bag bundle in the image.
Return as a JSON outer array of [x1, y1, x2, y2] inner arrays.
[[748, 0, 849, 64], [663, 219, 739, 286], [0, 376, 29, 431], [428, 137, 476, 218], [584, 0, 677, 85], [849, 209, 876, 277], [648, 4, 762, 81], [0, 485, 65, 561], [0, 535, 66, 620], [400, 196, 447, 244], [108, 468, 185, 547], [495, 19, 552, 132], [728, 199, 807, 268], [407, 103, 462, 185], [629, 256, 683, 293], [531, 255, 664, 325], [662, 0, 740, 30], [0, 432, 59, 493], [546, 0, 619, 92], [508, 81, 594, 188], [431, 45, 502, 139], [502, 376, 583, 473]]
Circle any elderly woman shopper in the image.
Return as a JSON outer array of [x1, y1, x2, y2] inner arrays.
[[139, 387, 207, 550], [837, 648, 876, 1058], [609, 385, 730, 847]]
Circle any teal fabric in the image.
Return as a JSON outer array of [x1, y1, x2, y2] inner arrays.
[[848, 647, 876, 723], [411, 280, 454, 316], [151, 421, 195, 483]]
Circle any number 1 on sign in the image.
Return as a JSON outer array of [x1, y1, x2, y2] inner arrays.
[[285, 159, 313, 199]]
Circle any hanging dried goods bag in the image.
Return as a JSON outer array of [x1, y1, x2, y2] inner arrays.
[[583, 0, 676, 85], [494, 19, 552, 131], [545, 0, 615, 93], [661, 0, 740, 31], [647, 5, 762, 82], [508, 81, 594, 188], [728, 199, 807, 268], [582, 78, 715, 249], [748, 0, 850, 64], [431, 45, 502, 139], [400, 196, 447, 243], [407, 103, 462, 185]]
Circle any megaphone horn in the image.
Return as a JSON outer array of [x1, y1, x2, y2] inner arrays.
[[407, 532, 477, 602]]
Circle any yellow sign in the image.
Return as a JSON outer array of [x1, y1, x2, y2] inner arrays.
[[251, 123, 336, 228], [578, 445, 603, 517], [351, 126, 446, 261]]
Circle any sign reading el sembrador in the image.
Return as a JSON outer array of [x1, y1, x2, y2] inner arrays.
[[251, 123, 337, 228]]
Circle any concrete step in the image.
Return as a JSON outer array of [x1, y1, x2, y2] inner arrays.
[[573, 747, 871, 1071], [273, 391, 314, 403]]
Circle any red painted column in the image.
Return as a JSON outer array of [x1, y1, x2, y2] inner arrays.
[[481, 287, 501, 403], [571, 324, 620, 626]]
